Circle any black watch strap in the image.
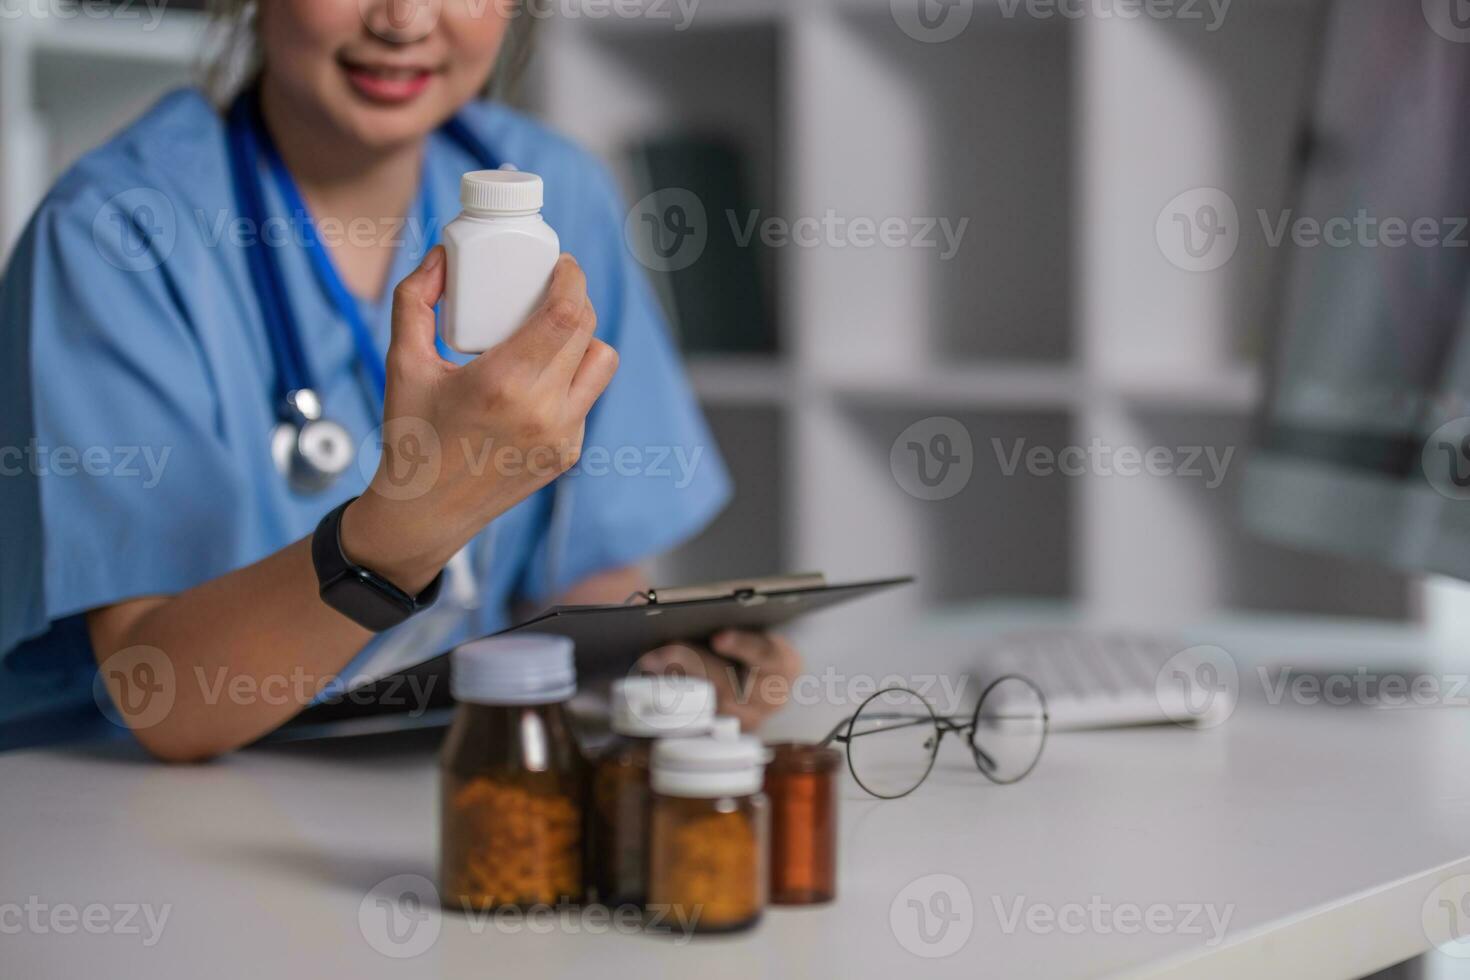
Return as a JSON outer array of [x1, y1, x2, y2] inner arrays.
[[311, 497, 443, 632]]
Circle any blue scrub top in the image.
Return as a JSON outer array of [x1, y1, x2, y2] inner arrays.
[[0, 89, 731, 749]]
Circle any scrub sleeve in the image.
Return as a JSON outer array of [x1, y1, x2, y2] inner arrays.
[[0, 176, 253, 741]]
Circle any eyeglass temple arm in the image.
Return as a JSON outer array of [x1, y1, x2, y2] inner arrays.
[[818, 713, 936, 747], [816, 712, 1006, 775], [817, 717, 850, 747]]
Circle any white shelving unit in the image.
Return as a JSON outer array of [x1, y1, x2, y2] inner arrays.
[[0, 0, 1415, 640]]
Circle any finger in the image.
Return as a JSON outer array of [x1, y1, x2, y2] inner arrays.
[[636, 644, 707, 679], [567, 338, 619, 416], [711, 634, 795, 726], [636, 647, 765, 729], [550, 292, 601, 379], [635, 647, 676, 672], [710, 630, 777, 667], [388, 246, 446, 364], [503, 255, 593, 371]]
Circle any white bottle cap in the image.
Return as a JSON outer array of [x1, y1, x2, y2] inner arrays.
[[451, 634, 575, 705], [610, 676, 716, 737], [651, 716, 765, 798], [460, 170, 543, 214]]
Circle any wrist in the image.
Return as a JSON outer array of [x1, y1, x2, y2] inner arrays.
[[338, 494, 452, 596]]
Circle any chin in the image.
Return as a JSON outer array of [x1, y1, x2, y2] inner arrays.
[[331, 94, 452, 152]]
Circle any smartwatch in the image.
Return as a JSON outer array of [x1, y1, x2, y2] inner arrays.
[[311, 497, 443, 632]]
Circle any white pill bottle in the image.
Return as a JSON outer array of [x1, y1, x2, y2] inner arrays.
[[441, 170, 560, 354]]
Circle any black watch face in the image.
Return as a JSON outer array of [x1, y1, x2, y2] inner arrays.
[[321, 572, 415, 633]]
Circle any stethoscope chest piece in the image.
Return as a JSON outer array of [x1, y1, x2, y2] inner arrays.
[[230, 90, 500, 499], [271, 388, 354, 495]]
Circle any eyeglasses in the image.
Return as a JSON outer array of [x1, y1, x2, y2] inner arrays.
[[817, 676, 1049, 799]]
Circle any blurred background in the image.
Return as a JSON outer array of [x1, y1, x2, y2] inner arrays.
[[3, 0, 1466, 645]]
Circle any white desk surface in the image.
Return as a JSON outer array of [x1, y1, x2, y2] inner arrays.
[[7, 606, 1470, 979]]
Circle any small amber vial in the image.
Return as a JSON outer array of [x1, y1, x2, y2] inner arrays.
[[764, 743, 840, 905], [440, 635, 586, 913], [648, 718, 768, 935], [592, 676, 715, 908]]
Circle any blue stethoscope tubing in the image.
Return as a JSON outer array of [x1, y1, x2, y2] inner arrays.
[[226, 90, 498, 416], [225, 89, 571, 614]]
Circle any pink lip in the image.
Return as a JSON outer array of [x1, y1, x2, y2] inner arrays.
[[342, 63, 436, 105]]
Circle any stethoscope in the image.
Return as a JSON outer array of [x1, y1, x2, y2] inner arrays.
[[225, 90, 572, 624], [226, 90, 498, 494]]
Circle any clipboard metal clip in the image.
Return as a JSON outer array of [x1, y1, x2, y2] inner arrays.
[[637, 572, 827, 607]]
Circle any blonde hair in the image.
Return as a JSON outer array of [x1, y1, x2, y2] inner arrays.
[[201, 0, 538, 106]]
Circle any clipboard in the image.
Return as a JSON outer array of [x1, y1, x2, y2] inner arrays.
[[279, 573, 912, 736]]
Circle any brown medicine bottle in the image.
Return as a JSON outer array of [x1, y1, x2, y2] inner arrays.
[[440, 635, 586, 913], [648, 718, 768, 935], [592, 676, 716, 908], [764, 743, 841, 905]]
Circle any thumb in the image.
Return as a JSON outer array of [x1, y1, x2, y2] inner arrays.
[[387, 246, 446, 364]]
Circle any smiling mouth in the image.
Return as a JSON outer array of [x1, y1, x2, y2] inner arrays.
[[339, 59, 441, 104]]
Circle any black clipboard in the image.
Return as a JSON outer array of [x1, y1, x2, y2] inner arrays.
[[278, 574, 912, 737]]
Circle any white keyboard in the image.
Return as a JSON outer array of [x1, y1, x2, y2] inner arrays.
[[973, 629, 1238, 731]]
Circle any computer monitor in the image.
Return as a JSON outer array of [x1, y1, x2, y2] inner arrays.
[[1242, 0, 1470, 581]]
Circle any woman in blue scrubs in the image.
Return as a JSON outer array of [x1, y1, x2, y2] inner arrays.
[[0, 0, 798, 758]]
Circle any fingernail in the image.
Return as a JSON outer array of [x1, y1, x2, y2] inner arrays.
[[422, 246, 443, 270]]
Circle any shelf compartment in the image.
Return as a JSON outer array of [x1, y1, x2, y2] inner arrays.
[[31, 49, 195, 184], [1077, 2, 1324, 378], [541, 19, 783, 355], [651, 404, 789, 586], [797, 404, 1074, 612], [789, 9, 1074, 373]]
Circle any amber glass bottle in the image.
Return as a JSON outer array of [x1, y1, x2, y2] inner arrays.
[[648, 718, 768, 935], [440, 635, 586, 913], [764, 743, 841, 904], [592, 676, 715, 908]]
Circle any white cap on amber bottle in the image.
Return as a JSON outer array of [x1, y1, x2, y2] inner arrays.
[[450, 634, 575, 705], [651, 716, 765, 798], [610, 676, 716, 737]]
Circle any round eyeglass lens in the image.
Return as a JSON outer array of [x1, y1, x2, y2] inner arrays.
[[845, 688, 940, 799], [970, 676, 1048, 784]]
